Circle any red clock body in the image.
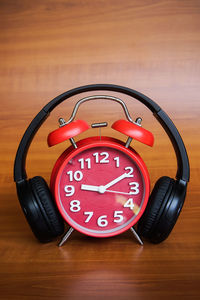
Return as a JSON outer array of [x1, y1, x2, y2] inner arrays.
[[50, 137, 150, 237]]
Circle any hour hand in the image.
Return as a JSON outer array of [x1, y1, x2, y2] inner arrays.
[[81, 184, 100, 192], [81, 184, 105, 194]]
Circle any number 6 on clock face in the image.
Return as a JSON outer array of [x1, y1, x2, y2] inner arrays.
[[51, 137, 150, 238]]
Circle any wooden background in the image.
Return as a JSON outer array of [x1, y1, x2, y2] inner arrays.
[[0, 0, 200, 299]]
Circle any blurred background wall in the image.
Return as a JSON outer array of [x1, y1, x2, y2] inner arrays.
[[1, 0, 199, 183]]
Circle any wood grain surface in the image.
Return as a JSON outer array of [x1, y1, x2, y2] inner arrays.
[[0, 0, 200, 299]]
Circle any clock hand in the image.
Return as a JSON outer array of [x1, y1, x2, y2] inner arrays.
[[105, 189, 131, 195], [81, 184, 132, 195], [81, 184, 100, 192], [81, 172, 131, 194], [81, 184, 106, 194], [103, 172, 130, 190]]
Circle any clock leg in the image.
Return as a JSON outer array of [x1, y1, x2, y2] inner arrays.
[[69, 138, 78, 149], [125, 118, 143, 148], [125, 136, 133, 148], [130, 227, 144, 245], [58, 227, 74, 247]]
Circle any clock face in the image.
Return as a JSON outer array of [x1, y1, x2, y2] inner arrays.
[[52, 138, 150, 237]]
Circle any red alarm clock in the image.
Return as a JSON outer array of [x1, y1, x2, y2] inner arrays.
[[48, 95, 154, 244]]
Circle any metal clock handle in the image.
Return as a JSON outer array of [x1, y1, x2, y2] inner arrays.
[[65, 95, 134, 124]]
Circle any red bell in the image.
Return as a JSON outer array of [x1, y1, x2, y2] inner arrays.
[[47, 119, 89, 147], [112, 119, 154, 147]]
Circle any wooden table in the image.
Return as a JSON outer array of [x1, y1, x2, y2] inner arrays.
[[1, 1, 199, 299]]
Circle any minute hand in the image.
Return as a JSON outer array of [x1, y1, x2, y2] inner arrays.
[[103, 173, 129, 190]]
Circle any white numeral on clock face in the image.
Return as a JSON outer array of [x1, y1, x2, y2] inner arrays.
[[67, 170, 83, 182], [93, 152, 109, 164], [114, 156, 120, 167], [125, 166, 134, 177], [124, 198, 134, 210], [129, 182, 139, 194], [113, 211, 123, 223], [64, 185, 75, 196], [84, 211, 94, 223], [70, 200, 81, 212], [78, 158, 91, 169], [97, 215, 108, 227]]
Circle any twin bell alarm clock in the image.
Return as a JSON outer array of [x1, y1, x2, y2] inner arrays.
[[14, 84, 190, 246]]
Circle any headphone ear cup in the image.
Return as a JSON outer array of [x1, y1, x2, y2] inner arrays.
[[28, 176, 65, 242], [137, 176, 175, 243], [17, 176, 64, 242]]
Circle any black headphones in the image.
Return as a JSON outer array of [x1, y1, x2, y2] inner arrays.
[[14, 84, 190, 244]]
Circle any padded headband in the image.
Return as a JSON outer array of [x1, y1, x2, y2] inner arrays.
[[14, 84, 190, 183]]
